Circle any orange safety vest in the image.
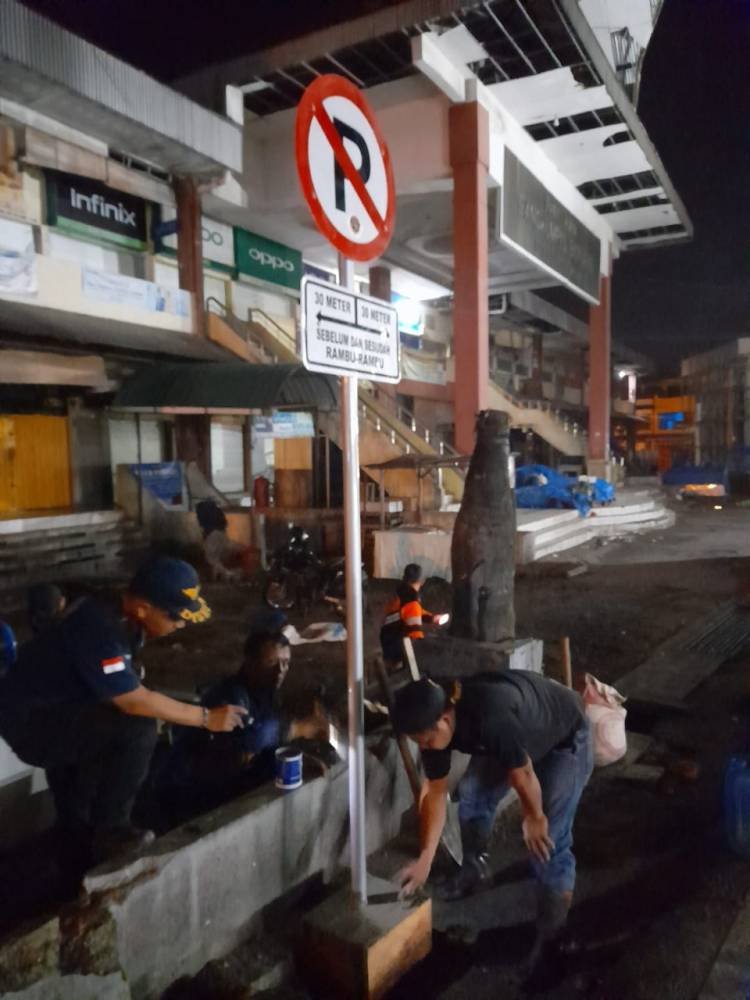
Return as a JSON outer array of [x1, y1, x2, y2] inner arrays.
[[381, 585, 432, 645]]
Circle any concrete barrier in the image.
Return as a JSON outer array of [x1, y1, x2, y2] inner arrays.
[[0, 736, 413, 1000]]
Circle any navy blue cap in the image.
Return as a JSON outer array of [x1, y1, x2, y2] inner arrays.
[[129, 557, 211, 623]]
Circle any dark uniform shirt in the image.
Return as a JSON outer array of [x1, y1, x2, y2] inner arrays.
[[162, 675, 281, 810], [0, 597, 142, 710], [200, 675, 281, 757], [421, 670, 585, 781]]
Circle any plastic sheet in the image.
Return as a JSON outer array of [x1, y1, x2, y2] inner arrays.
[[514, 464, 614, 517]]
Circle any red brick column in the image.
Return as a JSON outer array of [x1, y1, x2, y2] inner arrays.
[[449, 102, 489, 455], [174, 176, 205, 336]]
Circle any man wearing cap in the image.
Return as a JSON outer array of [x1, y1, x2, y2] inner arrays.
[[391, 672, 593, 987], [0, 557, 246, 865]]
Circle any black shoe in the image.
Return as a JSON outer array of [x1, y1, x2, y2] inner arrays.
[[435, 854, 490, 901], [92, 826, 155, 864]]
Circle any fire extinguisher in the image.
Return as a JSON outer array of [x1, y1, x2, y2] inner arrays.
[[253, 475, 270, 509]]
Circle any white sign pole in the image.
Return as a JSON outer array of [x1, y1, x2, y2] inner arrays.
[[338, 252, 367, 904]]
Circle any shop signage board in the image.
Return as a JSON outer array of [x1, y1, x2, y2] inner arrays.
[[46, 171, 148, 250], [129, 462, 183, 505], [501, 150, 601, 304], [159, 209, 235, 272], [234, 228, 302, 290], [301, 277, 399, 382], [254, 411, 315, 439]]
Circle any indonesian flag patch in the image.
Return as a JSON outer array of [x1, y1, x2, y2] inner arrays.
[[101, 656, 126, 675]]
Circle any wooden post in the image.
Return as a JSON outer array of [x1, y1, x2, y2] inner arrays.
[[560, 636, 573, 689]]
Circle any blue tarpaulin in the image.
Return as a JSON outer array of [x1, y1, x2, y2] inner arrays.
[[515, 464, 615, 517], [662, 464, 728, 489]]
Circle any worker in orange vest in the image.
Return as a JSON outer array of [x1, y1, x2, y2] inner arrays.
[[380, 564, 449, 669]]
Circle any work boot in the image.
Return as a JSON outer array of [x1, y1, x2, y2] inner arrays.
[[436, 820, 491, 901], [521, 887, 573, 994], [92, 825, 155, 865]]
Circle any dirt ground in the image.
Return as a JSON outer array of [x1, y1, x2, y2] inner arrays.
[[3, 500, 750, 998], [147, 502, 750, 1000]]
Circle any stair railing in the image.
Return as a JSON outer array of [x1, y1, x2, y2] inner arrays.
[[489, 372, 587, 441]]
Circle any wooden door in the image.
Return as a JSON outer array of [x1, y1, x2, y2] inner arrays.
[[0, 417, 16, 512], [7, 415, 71, 511]]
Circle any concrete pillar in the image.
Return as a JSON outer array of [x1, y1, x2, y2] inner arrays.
[[369, 265, 391, 304], [450, 102, 489, 456], [174, 176, 205, 335], [587, 261, 612, 480], [174, 415, 211, 480]]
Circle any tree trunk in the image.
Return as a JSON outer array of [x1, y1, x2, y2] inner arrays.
[[451, 410, 515, 641]]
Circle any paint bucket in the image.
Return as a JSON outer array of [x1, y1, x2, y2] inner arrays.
[[275, 747, 303, 791]]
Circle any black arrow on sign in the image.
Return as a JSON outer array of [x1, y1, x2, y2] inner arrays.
[[316, 311, 387, 338]]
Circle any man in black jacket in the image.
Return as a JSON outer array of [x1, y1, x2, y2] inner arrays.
[[392, 672, 593, 985]]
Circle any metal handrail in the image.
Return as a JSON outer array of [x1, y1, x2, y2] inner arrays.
[[206, 297, 278, 363], [489, 373, 587, 439], [249, 308, 298, 354], [205, 295, 227, 316], [359, 387, 460, 457]]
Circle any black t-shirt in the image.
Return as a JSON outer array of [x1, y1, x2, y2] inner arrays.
[[0, 597, 142, 710], [421, 671, 585, 781]]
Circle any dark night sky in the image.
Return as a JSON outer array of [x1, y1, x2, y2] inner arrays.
[[23, 0, 750, 371]]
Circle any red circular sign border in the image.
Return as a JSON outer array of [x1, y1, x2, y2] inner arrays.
[[295, 74, 396, 263]]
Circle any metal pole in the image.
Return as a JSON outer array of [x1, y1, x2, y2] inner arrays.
[[339, 253, 367, 905], [136, 413, 143, 527], [325, 434, 331, 509], [380, 469, 386, 531]]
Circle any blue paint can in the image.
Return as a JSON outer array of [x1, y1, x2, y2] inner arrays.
[[275, 747, 303, 791]]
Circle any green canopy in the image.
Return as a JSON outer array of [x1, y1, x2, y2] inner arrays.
[[113, 362, 338, 412]]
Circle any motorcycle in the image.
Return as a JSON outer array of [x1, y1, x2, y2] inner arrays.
[[263, 525, 323, 615], [263, 525, 369, 617]]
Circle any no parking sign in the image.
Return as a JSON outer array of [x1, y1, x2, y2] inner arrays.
[[295, 74, 396, 262]]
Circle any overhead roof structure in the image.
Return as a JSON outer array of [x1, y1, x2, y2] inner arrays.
[[180, 0, 690, 253], [0, 0, 241, 178], [114, 362, 339, 412]]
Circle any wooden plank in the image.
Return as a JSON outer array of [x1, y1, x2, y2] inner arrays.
[[617, 603, 750, 704], [301, 876, 431, 1000]]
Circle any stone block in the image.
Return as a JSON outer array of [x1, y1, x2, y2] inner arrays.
[[2, 972, 130, 1000], [416, 635, 543, 679], [60, 902, 119, 976], [0, 917, 59, 993], [300, 876, 432, 999], [81, 737, 413, 1000]]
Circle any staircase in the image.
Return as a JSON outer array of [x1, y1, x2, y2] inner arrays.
[[209, 303, 465, 504], [515, 490, 674, 563], [487, 380, 587, 458], [0, 510, 148, 609]]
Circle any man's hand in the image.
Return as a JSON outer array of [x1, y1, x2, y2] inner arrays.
[[206, 705, 247, 732], [522, 813, 555, 863], [398, 854, 432, 898]]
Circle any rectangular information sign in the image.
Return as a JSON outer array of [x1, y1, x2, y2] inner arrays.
[[301, 277, 400, 383]]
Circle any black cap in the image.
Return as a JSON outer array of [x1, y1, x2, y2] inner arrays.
[[403, 564, 423, 586], [129, 557, 211, 624], [391, 678, 447, 735]]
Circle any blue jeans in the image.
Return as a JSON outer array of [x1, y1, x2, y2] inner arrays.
[[458, 720, 593, 894]]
